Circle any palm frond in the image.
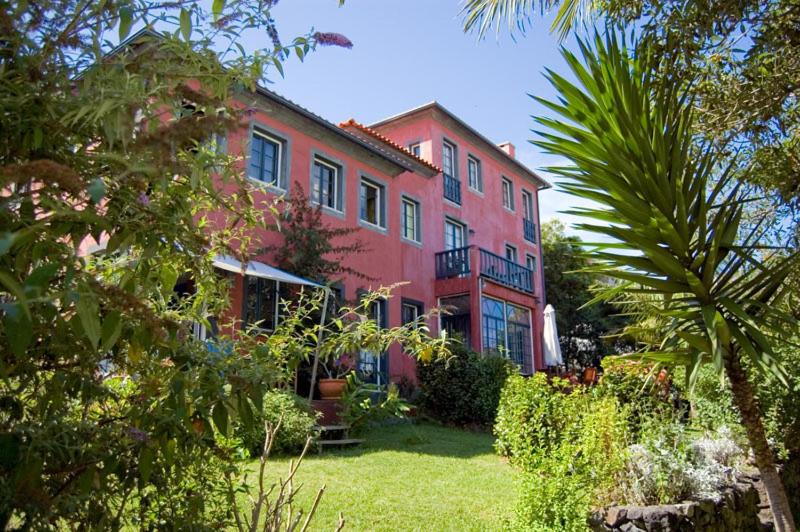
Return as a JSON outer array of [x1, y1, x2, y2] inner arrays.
[[461, 0, 595, 40], [534, 32, 798, 389]]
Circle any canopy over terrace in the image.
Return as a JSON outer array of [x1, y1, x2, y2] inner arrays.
[[211, 255, 330, 401]]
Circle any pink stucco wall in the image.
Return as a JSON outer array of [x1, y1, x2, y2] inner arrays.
[[212, 95, 547, 382]]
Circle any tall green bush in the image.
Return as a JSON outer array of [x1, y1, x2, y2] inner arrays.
[[417, 343, 514, 427], [496, 374, 628, 530]]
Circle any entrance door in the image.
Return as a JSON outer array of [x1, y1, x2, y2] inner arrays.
[[439, 295, 471, 349], [358, 297, 388, 385]]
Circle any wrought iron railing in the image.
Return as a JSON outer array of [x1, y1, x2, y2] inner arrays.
[[443, 174, 461, 205], [479, 248, 534, 294], [435, 246, 471, 279], [523, 218, 536, 243]]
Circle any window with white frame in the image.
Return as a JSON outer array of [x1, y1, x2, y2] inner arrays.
[[401, 196, 421, 242], [502, 177, 515, 210], [249, 130, 283, 188], [526, 253, 537, 272], [360, 177, 385, 228], [444, 218, 466, 250], [505, 244, 518, 263], [522, 189, 534, 220], [311, 157, 342, 211], [442, 141, 456, 178], [409, 142, 421, 158], [467, 155, 483, 192], [401, 299, 424, 326]]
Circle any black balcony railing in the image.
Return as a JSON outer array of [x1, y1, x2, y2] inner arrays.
[[443, 174, 461, 205], [523, 218, 537, 243], [479, 248, 534, 294], [435, 246, 470, 279]]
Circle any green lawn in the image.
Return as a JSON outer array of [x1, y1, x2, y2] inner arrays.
[[251, 422, 519, 531]]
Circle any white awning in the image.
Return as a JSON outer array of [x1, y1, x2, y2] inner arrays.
[[211, 254, 324, 288]]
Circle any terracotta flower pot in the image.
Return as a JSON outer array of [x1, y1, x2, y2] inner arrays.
[[318, 378, 347, 400]]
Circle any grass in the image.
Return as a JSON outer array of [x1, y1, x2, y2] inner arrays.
[[249, 422, 519, 531]]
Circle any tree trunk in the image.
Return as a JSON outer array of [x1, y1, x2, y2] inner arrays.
[[724, 351, 797, 531]]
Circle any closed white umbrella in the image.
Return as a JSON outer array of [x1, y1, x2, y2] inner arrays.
[[542, 304, 563, 367]]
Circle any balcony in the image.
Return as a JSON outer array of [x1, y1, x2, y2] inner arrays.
[[523, 218, 536, 243], [435, 246, 470, 278], [435, 246, 535, 295], [479, 248, 534, 294], [443, 174, 461, 205]]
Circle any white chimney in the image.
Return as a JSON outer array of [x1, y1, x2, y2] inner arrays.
[[498, 141, 516, 158]]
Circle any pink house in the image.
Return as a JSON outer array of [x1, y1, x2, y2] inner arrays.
[[217, 87, 550, 386]]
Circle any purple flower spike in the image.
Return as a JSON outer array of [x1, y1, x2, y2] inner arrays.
[[138, 192, 150, 206], [313, 32, 353, 49], [127, 426, 149, 443]]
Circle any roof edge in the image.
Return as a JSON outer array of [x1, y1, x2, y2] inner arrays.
[[369, 102, 551, 190], [339, 119, 441, 176]]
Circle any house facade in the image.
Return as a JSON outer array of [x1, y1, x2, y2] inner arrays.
[[216, 88, 550, 385]]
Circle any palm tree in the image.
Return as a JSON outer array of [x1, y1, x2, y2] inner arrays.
[[533, 34, 798, 531]]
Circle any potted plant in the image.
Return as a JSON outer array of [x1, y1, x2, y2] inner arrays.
[[318, 354, 354, 400]]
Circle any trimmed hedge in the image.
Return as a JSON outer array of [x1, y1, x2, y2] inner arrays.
[[416, 344, 514, 427]]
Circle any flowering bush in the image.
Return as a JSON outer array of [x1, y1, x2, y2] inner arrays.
[[618, 420, 746, 505]]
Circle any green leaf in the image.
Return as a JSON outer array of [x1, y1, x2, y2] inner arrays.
[[119, 6, 133, 41], [212, 401, 228, 435], [0, 232, 15, 257], [180, 8, 192, 41], [76, 292, 102, 349], [2, 303, 32, 357], [272, 56, 284, 78], [101, 310, 123, 352], [88, 178, 105, 204], [139, 446, 155, 483], [212, 0, 225, 20]]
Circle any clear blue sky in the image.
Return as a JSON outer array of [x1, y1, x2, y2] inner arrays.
[[240, 0, 592, 236]]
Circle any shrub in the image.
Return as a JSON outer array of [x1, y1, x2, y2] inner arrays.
[[340, 373, 410, 435], [494, 374, 573, 468], [596, 356, 683, 439], [239, 390, 320, 457], [618, 420, 746, 505], [417, 343, 514, 427], [496, 374, 628, 530]]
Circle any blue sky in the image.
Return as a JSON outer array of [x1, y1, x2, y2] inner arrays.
[[240, 0, 593, 237]]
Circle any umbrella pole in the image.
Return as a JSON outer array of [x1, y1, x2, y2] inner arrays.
[[307, 287, 331, 402]]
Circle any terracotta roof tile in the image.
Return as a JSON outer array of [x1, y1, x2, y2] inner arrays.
[[339, 119, 442, 174]]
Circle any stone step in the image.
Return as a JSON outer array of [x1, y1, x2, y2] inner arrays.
[[315, 424, 349, 432], [318, 438, 364, 446]]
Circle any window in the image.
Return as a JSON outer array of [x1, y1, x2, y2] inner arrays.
[[522, 189, 534, 219], [312, 157, 342, 211], [243, 277, 278, 330], [360, 178, 385, 228], [358, 295, 388, 385], [505, 245, 518, 263], [442, 141, 456, 178], [526, 253, 537, 272], [409, 142, 421, 157], [502, 177, 514, 210], [482, 297, 507, 356], [401, 196, 421, 242], [249, 131, 283, 188], [401, 300, 424, 326], [444, 219, 465, 250], [467, 156, 483, 192], [482, 297, 533, 373]]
